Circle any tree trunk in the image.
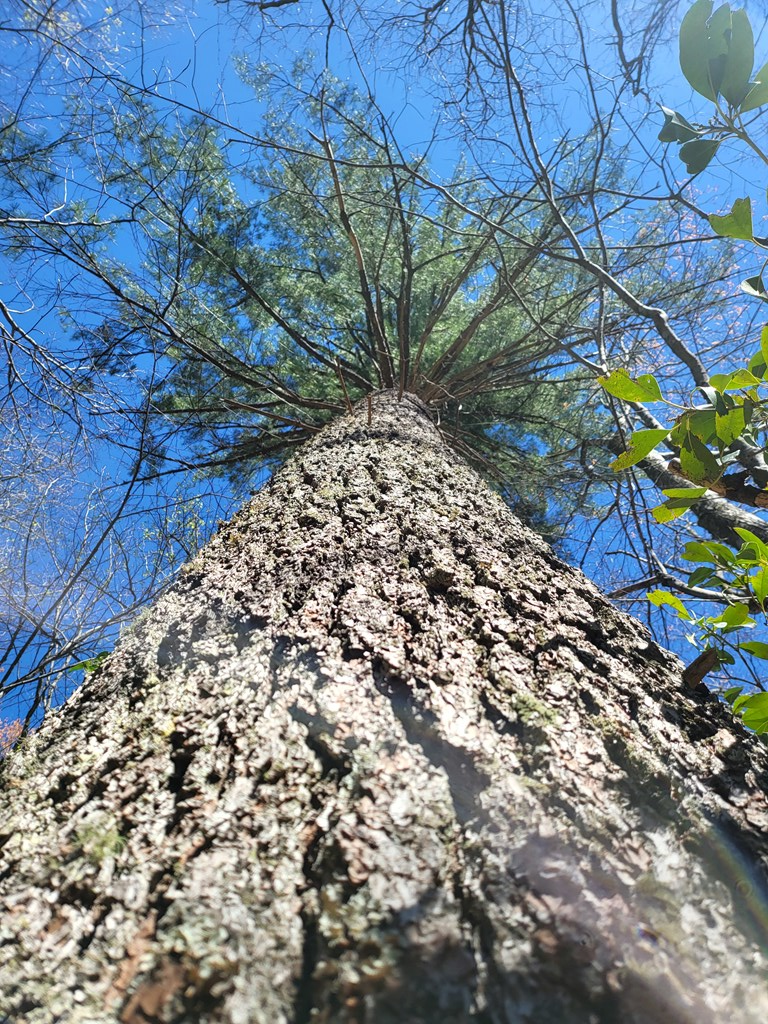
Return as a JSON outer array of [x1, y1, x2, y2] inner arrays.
[[1, 390, 767, 1024]]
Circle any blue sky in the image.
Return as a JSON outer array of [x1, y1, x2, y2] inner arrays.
[[4, 0, 768, 725]]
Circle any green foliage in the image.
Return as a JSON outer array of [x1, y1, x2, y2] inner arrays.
[[724, 687, 768, 732], [600, 359, 766, 497], [607, 4, 768, 726], [651, 487, 708, 524], [658, 107, 701, 144], [679, 0, 758, 108], [647, 589, 694, 620], [709, 197, 755, 241], [69, 69, 606, 535], [680, 138, 721, 175], [599, 369, 663, 402], [643, 529, 768, 731], [660, 3, 768, 176], [67, 652, 109, 675], [610, 428, 670, 471]]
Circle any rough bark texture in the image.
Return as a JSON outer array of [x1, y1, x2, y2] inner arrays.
[[1, 390, 767, 1023]]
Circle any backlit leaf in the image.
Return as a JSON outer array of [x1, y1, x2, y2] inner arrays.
[[686, 408, 717, 441], [740, 693, 768, 733], [709, 197, 753, 240], [713, 603, 753, 629], [599, 369, 663, 402], [652, 501, 691, 524], [661, 487, 709, 499], [740, 60, 768, 111], [719, 8, 754, 107], [748, 349, 768, 379], [647, 589, 693, 620], [742, 274, 768, 300], [610, 428, 670, 471], [683, 539, 736, 565], [679, 138, 720, 174], [652, 485, 708, 524], [658, 106, 702, 143], [750, 567, 768, 605], [680, 0, 718, 100], [725, 368, 762, 388], [739, 641, 768, 659], [715, 404, 747, 445], [734, 527, 768, 561], [679, 432, 721, 484], [708, 372, 732, 392]]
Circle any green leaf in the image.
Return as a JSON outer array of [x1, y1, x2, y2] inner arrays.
[[647, 589, 693, 620], [679, 3, 756, 107], [709, 197, 753, 240], [686, 408, 718, 442], [679, 138, 721, 174], [748, 325, 768, 380], [751, 567, 768, 605], [713, 603, 754, 629], [652, 485, 708, 524], [742, 397, 756, 429], [747, 354, 767, 378], [734, 526, 768, 549], [671, 409, 717, 445], [708, 372, 732, 392], [679, 432, 721, 484], [719, 8, 754, 107], [748, 342, 768, 378], [68, 651, 109, 675], [680, 0, 718, 100], [733, 692, 752, 713], [658, 106, 702, 143], [662, 486, 709, 499], [723, 685, 744, 703], [610, 428, 670, 471], [739, 640, 768, 659], [599, 369, 664, 402], [696, 384, 730, 412], [740, 692, 768, 733], [687, 565, 716, 586], [725, 368, 762, 389], [683, 539, 736, 565], [740, 60, 768, 111], [652, 501, 690, 524], [704, 2, 732, 96], [734, 527, 768, 560], [715, 404, 747, 445], [741, 275, 768, 300]]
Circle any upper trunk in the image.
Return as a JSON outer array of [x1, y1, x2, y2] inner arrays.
[[1, 390, 767, 1023]]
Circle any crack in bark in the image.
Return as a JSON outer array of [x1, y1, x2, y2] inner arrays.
[[288, 704, 353, 783], [293, 910, 319, 1024]]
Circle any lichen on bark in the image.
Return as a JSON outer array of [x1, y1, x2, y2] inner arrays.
[[0, 390, 767, 1023]]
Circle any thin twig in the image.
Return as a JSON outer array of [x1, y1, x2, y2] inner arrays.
[[336, 358, 353, 414]]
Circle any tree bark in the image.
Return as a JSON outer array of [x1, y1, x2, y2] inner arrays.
[[1, 390, 767, 1024]]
